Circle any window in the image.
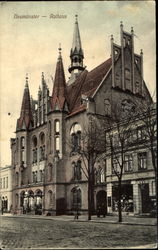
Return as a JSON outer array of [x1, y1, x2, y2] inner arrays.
[[55, 120, 60, 134], [21, 137, 25, 149], [21, 137, 25, 164], [138, 152, 147, 170], [48, 190, 53, 207], [135, 81, 140, 94], [3, 178, 5, 189], [33, 149, 37, 163], [55, 137, 60, 152], [39, 133, 45, 161], [96, 166, 105, 184], [6, 177, 8, 188], [32, 171, 37, 183], [73, 161, 82, 180], [48, 164, 52, 181], [124, 155, 133, 172], [0, 178, 2, 189], [70, 123, 82, 152], [39, 170, 44, 182], [112, 159, 119, 174], [137, 127, 146, 141], [16, 173, 19, 186], [104, 99, 111, 116]]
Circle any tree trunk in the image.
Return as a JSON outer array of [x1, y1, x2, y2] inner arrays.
[[88, 178, 91, 220], [118, 179, 122, 222]]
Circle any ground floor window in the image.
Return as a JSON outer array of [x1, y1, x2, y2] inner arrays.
[[112, 184, 133, 212]]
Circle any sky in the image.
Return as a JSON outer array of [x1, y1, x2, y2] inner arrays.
[[0, 1, 156, 166]]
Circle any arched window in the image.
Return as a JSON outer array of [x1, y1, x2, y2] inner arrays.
[[71, 188, 81, 210], [55, 120, 60, 134], [16, 172, 19, 186], [15, 194, 19, 208], [48, 190, 53, 207], [21, 137, 25, 149], [104, 99, 111, 116], [32, 136, 37, 163], [55, 137, 60, 152], [48, 121, 52, 154], [20, 137, 25, 164], [39, 132, 45, 161], [48, 164, 53, 181], [73, 161, 82, 180], [70, 123, 82, 152]]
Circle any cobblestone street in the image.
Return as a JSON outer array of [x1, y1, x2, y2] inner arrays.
[[0, 215, 157, 249]]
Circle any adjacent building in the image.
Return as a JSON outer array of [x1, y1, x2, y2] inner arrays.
[[10, 17, 156, 216], [0, 165, 12, 212]]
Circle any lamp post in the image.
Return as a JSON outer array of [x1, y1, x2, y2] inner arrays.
[[75, 184, 79, 220]]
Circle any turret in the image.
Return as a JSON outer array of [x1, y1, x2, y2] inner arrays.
[[68, 15, 86, 85], [16, 74, 33, 131]]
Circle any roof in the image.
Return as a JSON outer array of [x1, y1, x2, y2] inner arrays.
[[66, 57, 112, 116], [17, 80, 33, 130]]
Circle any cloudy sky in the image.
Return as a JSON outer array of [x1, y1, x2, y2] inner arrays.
[[0, 1, 156, 166]]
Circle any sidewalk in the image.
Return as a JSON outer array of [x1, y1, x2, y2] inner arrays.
[[1, 213, 157, 226]]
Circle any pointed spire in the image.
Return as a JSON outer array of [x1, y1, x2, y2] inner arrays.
[[71, 14, 83, 53], [51, 48, 68, 112], [68, 15, 85, 82], [17, 75, 33, 131]]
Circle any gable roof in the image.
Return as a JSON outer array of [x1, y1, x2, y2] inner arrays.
[[66, 57, 112, 116]]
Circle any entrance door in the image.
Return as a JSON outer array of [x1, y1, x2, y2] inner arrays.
[[96, 190, 107, 216], [141, 184, 150, 213]]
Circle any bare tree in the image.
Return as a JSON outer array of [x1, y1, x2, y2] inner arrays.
[[76, 116, 106, 220], [104, 104, 135, 222], [136, 100, 157, 202]]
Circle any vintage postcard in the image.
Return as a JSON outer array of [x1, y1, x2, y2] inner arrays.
[[0, 1, 157, 249]]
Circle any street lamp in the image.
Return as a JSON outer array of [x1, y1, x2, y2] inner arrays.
[[75, 184, 79, 220]]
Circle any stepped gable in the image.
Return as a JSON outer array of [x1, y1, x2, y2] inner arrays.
[[67, 58, 112, 116]]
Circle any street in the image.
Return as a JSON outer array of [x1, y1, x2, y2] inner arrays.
[[0, 216, 157, 249]]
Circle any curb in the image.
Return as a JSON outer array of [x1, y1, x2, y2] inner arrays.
[[0, 215, 157, 227]]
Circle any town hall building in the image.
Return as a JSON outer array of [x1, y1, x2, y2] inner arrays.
[[10, 16, 156, 216]]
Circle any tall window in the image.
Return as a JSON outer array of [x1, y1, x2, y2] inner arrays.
[[138, 152, 147, 170], [104, 99, 111, 116], [73, 161, 82, 180], [55, 120, 60, 134], [16, 173, 19, 186], [21, 137, 25, 164], [48, 121, 52, 154], [125, 68, 131, 90], [112, 158, 119, 174], [48, 164, 53, 181], [48, 190, 53, 207], [39, 132, 45, 161], [70, 123, 81, 152], [124, 155, 133, 172], [32, 171, 37, 183], [137, 127, 146, 141], [54, 120, 60, 152], [32, 136, 37, 163], [55, 137, 60, 152], [6, 177, 8, 188]]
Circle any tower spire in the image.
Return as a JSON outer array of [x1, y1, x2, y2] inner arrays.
[[16, 75, 33, 130], [51, 47, 68, 112], [68, 15, 85, 85]]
